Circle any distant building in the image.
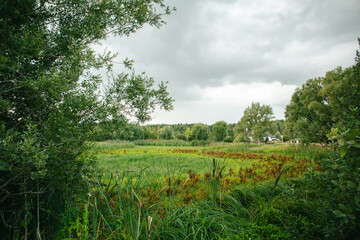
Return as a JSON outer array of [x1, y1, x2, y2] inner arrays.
[[263, 134, 280, 143]]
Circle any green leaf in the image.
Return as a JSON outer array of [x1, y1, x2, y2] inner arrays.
[[347, 129, 359, 140], [353, 143, 360, 148], [347, 181, 357, 189], [355, 194, 360, 204], [326, 132, 335, 139], [275, 168, 286, 187], [331, 128, 338, 135], [338, 203, 347, 211], [333, 210, 345, 218], [340, 147, 348, 157], [0, 160, 10, 171]]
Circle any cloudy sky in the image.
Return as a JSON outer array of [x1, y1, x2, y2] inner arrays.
[[98, 0, 360, 125]]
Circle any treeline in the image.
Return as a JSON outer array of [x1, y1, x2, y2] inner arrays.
[[91, 120, 285, 143]]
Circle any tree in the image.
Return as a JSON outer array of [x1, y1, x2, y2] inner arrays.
[[157, 126, 174, 140], [270, 120, 284, 135], [275, 131, 282, 140], [212, 121, 228, 141], [235, 102, 274, 143], [185, 127, 192, 141], [190, 124, 209, 141], [0, 0, 174, 238], [285, 40, 360, 144], [321, 66, 360, 126], [144, 125, 158, 139], [284, 64, 359, 144], [284, 78, 331, 144]]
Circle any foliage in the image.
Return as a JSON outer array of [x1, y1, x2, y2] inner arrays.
[[280, 110, 360, 239], [89, 121, 286, 143], [212, 121, 228, 142], [285, 43, 360, 144], [271, 120, 285, 137], [317, 111, 360, 238], [0, 0, 174, 238], [190, 123, 210, 141], [176, 133, 187, 141], [91, 122, 146, 141], [144, 125, 158, 139], [157, 126, 175, 140], [223, 136, 234, 143], [235, 102, 274, 143]]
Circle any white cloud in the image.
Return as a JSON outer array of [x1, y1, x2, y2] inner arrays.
[[150, 82, 297, 124], [202, 82, 296, 106], [95, 0, 360, 124]]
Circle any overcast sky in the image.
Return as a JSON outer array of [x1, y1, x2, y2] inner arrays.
[[97, 0, 360, 125]]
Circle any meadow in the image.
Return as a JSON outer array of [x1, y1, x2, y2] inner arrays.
[[56, 140, 337, 239], [94, 141, 321, 195]]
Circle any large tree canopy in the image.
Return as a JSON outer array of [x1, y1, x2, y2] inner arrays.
[[285, 64, 360, 144], [190, 123, 210, 141], [235, 102, 274, 142], [0, 0, 174, 130], [0, 0, 174, 238], [284, 78, 331, 143], [212, 121, 228, 142]]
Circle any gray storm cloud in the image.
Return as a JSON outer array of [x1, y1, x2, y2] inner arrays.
[[97, 0, 360, 123]]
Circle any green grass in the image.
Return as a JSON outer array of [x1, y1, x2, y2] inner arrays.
[[282, 144, 331, 161], [94, 142, 322, 185], [95, 145, 263, 178], [97, 153, 212, 176], [205, 142, 257, 152], [92, 140, 136, 150], [59, 140, 339, 239], [134, 139, 191, 146]]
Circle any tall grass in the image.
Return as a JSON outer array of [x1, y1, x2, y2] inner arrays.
[[208, 142, 255, 153], [59, 166, 328, 239], [97, 153, 213, 176], [92, 140, 136, 150], [204, 158, 227, 201], [134, 139, 191, 146], [282, 144, 331, 162], [83, 169, 159, 239], [60, 165, 187, 239]]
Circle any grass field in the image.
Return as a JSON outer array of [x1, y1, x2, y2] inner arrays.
[[60, 141, 334, 239], [94, 141, 322, 183], [88, 141, 324, 213]]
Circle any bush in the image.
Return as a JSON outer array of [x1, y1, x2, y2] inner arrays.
[[176, 133, 187, 141], [224, 136, 234, 143], [190, 140, 209, 146], [157, 126, 174, 140]]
